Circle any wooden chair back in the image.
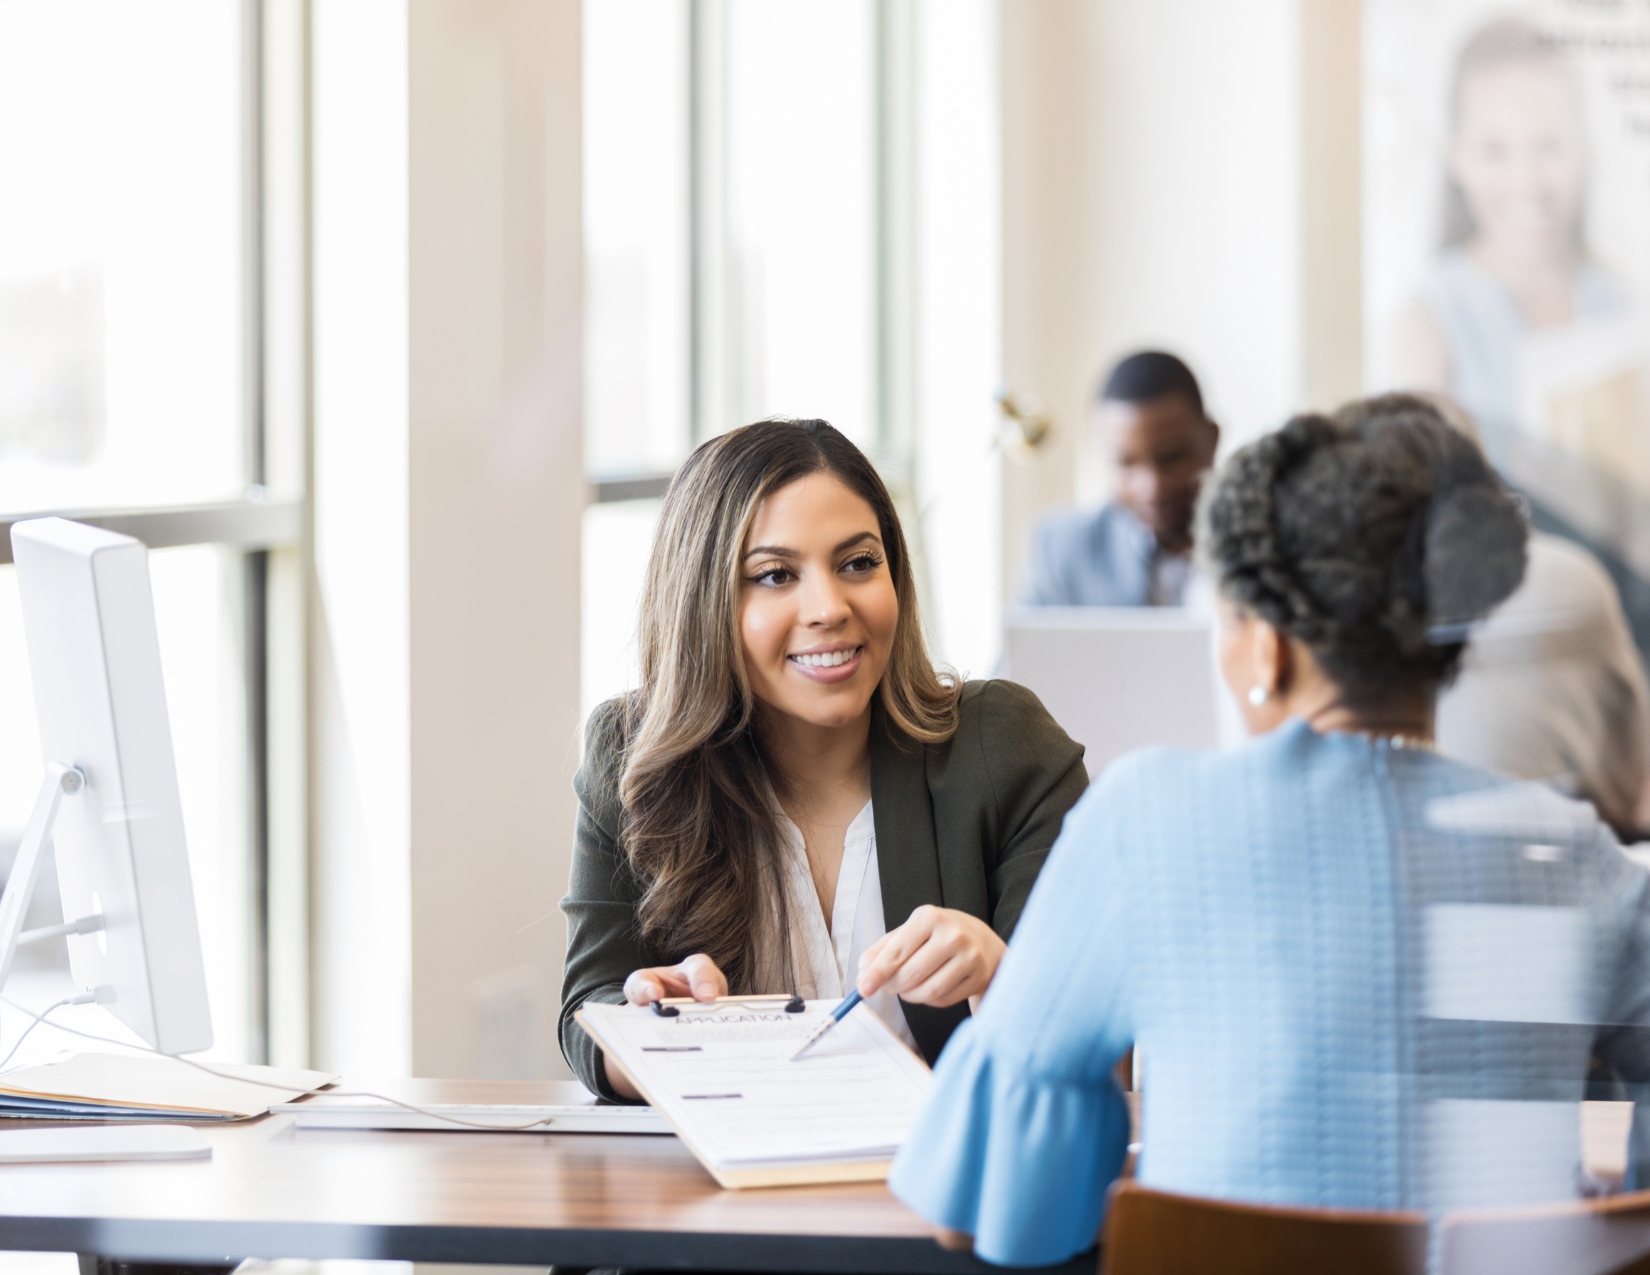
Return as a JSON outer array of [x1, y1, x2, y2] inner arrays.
[[1441, 1188, 1650, 1275], [1100, 1182, 1429, 1275]]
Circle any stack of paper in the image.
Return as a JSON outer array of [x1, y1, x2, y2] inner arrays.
[[577, 998, 930, 1188], [0, 1051, 335, 1121]]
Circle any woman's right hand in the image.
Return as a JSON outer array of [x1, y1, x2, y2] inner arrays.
[[603, 954, 730, 1099], [623, 952, 729, 1006]]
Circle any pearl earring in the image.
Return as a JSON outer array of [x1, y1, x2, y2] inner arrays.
[[1247, 685, 1270, 708]]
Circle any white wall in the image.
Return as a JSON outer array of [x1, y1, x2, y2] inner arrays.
[[406, 0, 584, 1083], [1300, 0, 1363, 414], [309, 0, 583, 1081], [1080, 0, 1306, 462], [995, 0, 1364, 592], [999, 0, 1092, 603], [310, 0, 412, 1077]]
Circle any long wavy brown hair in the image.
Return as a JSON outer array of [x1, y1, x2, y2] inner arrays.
[[596, 419, 959, 994]]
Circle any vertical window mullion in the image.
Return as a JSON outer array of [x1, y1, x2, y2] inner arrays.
[[875, 0, 917, 474], [690, 0, 728, 445], [241, 0, 271, 1065]]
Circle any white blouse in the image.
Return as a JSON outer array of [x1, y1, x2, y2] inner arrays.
[[775, 799, 919, 1052]]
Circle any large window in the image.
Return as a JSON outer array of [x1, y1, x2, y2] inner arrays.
[[581, 0, 908, 719], [0, 0, 304, 1068], [0, 1, 246, 512], [583, 0, 692, 481], [720, 0, 878, 444]]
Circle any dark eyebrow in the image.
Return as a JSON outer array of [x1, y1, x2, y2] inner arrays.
[[742, 531, 882, 560]]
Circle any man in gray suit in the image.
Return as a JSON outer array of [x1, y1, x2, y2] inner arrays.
[[1019, 351, 1220, 608]]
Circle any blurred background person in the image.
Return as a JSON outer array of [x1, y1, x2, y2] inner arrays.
[[1390, 17, 1625, 438], [1439, 529, 1650, 839], [1388, 15, 1650, 668], [1017, 351, 1219, 608], [1415, 396, 1650, 839], [890, 396, 1650, 1267]]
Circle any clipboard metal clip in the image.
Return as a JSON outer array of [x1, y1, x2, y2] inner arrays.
[[651, 992, 805, 1018]]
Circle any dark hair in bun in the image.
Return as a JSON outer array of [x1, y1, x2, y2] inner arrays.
[[1199, 393, 1528, 702]]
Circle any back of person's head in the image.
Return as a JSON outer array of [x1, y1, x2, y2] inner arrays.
[[1100, 351, 1205, 417], [613, 418, 956, 991], [1200, 393, 1528, 704]]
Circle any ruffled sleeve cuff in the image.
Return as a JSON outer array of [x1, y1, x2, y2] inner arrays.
[[888, 1020, 1131, 1267]]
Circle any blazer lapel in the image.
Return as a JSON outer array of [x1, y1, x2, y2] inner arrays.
[[869, 705, 969, 1064]]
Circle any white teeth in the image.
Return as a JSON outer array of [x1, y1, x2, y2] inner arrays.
[[793, 648, 858, 668]]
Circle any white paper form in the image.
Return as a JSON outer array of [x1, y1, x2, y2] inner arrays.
[[578, 999, 930, 1170]]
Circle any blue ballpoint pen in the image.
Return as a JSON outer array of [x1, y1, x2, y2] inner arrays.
[[788, 988, 863, 1061]]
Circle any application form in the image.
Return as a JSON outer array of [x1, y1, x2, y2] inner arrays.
[[576, 998, 931, 1187]]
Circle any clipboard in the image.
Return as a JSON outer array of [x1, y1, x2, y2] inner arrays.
[[646, 992, 805, 1017], [576, 997, 930, 1189]]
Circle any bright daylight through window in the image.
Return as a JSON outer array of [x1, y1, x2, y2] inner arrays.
[[0, 0, 288, 1070], [582, 0, 884, 723]]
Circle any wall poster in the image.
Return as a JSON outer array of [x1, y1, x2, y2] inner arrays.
[[1365, 0, 1650, 648]]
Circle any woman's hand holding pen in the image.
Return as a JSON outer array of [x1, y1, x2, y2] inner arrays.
[[856, 905, 1006, 1012]]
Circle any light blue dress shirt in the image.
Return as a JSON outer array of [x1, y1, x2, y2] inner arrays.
[[888, 720, 1650, 1267], [1018, 501, 1189, 608]]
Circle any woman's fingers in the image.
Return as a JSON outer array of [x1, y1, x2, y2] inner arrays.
[[879, 928, 953, 997], [623, 968, 678, 1004], [905, 955, 977, 1008], [859, 907, 1007, 1006], [676, 953, 729, 1001], [623, 953, 728, 1005], [857, 905, 939, 996], [855, 931, 895, 994]]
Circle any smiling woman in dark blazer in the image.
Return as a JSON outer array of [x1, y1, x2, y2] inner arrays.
[[559, 419, 1087, 1100]]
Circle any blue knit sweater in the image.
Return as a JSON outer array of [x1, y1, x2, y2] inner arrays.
[[889, 720, 1650, 1266]]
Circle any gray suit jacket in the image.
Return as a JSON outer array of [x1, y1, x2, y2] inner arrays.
[[1019, 501, 1157, 607], [558, 679, 1088, 1098]]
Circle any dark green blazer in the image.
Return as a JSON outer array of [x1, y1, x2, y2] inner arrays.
[[557, 679, 1088, 1099]]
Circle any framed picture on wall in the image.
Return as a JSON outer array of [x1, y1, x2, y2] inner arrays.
[[1364, 0, 1650, 647]]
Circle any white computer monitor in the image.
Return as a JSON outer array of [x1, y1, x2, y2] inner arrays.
[[1004, 606, 1232, 778], [0, 517, 212, 1055]]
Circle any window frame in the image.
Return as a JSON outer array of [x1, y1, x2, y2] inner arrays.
[[0, 0, 310, 1068], [588, 0, 920, 505]]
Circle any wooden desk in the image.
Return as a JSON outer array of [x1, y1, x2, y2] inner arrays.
[[0, 1079, 1092, 1274]]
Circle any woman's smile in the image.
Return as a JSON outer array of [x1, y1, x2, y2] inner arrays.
[[788, 642, 865, 682]]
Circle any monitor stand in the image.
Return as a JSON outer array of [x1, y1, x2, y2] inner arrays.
[[0, 765, 197, 1162], [0, 763, 95, 988]]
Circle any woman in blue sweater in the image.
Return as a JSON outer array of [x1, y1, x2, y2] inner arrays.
[[889, 395, 1650, 1266]]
